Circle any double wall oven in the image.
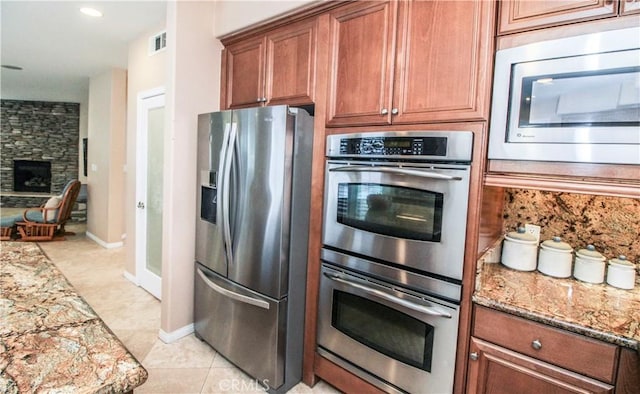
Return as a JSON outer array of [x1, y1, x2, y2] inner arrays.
[[318, 131, 473, 393]]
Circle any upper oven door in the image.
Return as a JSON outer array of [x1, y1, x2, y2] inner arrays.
[[323, 161, 470, 280]]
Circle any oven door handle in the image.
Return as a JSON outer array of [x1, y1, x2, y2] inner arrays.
[[329, 165, 462, 181], [324, 273, 452, 318]]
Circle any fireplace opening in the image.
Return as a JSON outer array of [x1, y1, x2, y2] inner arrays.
[[13, 160, 52, 193]]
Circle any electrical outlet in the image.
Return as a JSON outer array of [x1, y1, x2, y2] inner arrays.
[[525, 224, 541, 244]]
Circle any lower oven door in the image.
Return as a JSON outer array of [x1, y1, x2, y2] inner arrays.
[[317, 263, 460, 394], [323, 161, 470, 280]]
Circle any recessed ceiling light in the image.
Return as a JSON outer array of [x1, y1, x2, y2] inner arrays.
[[1, 65, 23, 71], [80, 7, 103, 17]]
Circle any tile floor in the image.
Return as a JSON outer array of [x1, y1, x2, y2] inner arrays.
[[33, 221, 341, 394]]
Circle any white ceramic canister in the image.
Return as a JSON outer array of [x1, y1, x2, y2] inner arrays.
[[537, 236, 573, 278], [573, 244, 606, 284], [606, 255, 637, 290], [501, 227, 538, 271]]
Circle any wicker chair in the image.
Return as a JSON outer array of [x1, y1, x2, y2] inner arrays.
[[14, 180, 82, 242]]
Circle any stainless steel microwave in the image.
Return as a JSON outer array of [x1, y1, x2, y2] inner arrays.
[[488, 27, 640, 165]]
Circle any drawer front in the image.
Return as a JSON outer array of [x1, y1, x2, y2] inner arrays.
[[473, 305, 618, 383]]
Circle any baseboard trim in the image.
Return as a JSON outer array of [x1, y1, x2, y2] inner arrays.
[[123, 270, 138, 286], [159, 324, 195, 344], [86, 231, 123, 249]]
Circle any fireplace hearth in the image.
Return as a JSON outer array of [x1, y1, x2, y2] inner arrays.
[[13, 160, 52, 193]]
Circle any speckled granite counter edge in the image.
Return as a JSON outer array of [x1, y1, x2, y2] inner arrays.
[[473, 241, 640, 352], [472, 293, 639, 351]]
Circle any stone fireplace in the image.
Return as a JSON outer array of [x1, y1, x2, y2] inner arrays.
[[1, 99, 79, 207]]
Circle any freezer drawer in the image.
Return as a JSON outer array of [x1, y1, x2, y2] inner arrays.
[[194, 264, 287, 389]]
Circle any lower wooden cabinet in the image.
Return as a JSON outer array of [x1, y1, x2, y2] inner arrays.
[[467, 337, 614, 393], [468, 305, 639, 393]]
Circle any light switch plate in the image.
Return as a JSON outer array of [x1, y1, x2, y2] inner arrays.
[[525, 224, 541, 244]]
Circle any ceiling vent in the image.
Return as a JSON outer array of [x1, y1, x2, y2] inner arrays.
[[149, 31, 167, 55]]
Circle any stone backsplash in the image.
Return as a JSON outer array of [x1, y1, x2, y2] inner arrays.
[[1, 100, 79, 206], [502, 189, 640, 265]]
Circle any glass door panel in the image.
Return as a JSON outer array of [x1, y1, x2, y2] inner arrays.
[[332, 290, 434, 371], [336, 183, 443, 241], [146, 106, 164, 277]]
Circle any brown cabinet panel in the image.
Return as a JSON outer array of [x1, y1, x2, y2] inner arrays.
[[498, 0, 619, 34], [327, 1, 397, 126], [620, 0, 640, 14], [326, 0, 494, 127], [473, 306, 618, 383], [221, 18, 318, 109], [468, 337, 615, 394], [223, 37, 266, 108], [393, 0, 494, 123], [266, 19, 317, 105], [615, 347, 640, 394]]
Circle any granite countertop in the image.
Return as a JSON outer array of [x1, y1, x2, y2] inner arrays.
[[473, 252, 640, 351], [0, 242, 148, 393]]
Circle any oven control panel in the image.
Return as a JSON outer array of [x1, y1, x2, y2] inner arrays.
[[339, 136, 446, 156], [327, 131, 473, 162]]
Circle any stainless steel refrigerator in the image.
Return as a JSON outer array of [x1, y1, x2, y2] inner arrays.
[[194, 105, 313, 393]]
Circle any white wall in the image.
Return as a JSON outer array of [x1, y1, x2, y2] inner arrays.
[[124, 25, 168, 276], [161, 0, 221, 337], [213, 0, 318, 37], [86, 68, 127, 246]]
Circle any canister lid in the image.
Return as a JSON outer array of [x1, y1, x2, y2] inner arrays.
[[541, 236, 572, 252], [576, 244, 605, 261], [505, 227, 536, 243], [609, 255, 635, 268]]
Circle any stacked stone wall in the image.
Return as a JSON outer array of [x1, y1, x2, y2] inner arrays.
[[1, 100, 79, 207]]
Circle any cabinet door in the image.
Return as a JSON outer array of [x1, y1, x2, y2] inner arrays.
[[467, 337, 614, 394], [621, 0, 640, 14], [327, 1, 397, 127], [222, 37, 266, 108], [266, 19, 317, 106], [498, 0, 618, 35], [392, 0, 495, 124]]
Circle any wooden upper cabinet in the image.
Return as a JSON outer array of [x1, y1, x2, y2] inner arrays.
[[221, 18, 317, 109], [620, 0, 640, 14], [498, 0, 619, 35], [326, 0, 495, 127], [266, 19, 317, 106], [393, 0, 495, 124], [327, 1, 397, 127], [222, 37, 266, 108]]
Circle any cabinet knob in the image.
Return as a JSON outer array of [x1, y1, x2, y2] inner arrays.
[[470, 352, 479, 361], [391, 108, 399, 115], [380, 108, 389, 115], [531, 339, 542, 350], [256, 98, 262, 103], [261, 97, 267, 102]]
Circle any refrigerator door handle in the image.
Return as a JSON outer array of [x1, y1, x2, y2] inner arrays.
[[197, 268, 270, 310], [222, 122, 237, 266]]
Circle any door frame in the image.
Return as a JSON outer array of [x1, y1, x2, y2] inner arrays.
[[135, 86, 165, 299]]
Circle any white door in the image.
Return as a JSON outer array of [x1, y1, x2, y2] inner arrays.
[[136, 88, 165, 299]]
